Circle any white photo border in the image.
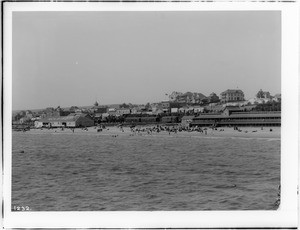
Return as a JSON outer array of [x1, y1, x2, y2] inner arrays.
[[3, 1, 299, 228]]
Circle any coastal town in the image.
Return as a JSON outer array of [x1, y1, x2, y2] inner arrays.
[[12, 88, 281, 130], [8, 6, 290, 219]]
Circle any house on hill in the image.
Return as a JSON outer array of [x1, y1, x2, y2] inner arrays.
[[220, 89, 245, 103], [177, 92, 206, 104], [169, 91, 206, 104]]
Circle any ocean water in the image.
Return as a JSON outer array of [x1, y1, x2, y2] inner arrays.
[[12, 130, 280, 211]]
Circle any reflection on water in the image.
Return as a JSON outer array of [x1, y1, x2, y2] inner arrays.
[[12, 131, 280, 211]]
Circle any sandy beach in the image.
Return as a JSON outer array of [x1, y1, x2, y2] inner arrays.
[[23, 125, 281, 139]]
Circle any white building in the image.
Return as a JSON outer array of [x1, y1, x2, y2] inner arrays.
[[36, 114, 94, 128]]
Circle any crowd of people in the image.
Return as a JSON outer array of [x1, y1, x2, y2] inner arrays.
[[113, 124, 276, 137], [124, 124, 219, 135]]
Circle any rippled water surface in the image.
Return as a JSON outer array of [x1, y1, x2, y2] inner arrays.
[[12, 130, 280, 211]]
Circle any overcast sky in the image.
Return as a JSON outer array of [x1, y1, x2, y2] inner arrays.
[[12, 11, 281, 110]]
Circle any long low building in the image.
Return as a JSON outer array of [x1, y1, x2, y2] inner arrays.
[[35, 114, 94, 128], [161, 116, 179, 123], [124, 116, 159, 123], [189, 112, 281, 127]]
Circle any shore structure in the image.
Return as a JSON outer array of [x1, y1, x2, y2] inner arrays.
[[119, 106, 281, 127], [35, 113, 94, 128], [187, 110, 281, 127]]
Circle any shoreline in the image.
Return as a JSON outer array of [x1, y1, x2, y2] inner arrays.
[[15, 125, 281, 139]]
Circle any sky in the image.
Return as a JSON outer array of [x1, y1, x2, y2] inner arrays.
[[12, 11, 281, 111]]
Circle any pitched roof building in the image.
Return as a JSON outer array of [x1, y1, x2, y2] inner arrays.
[[36, 114, 94, 128], [220, 89, 245, 103]]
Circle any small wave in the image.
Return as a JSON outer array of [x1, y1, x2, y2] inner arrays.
[[215, 184, 237, 189], [191, 136, 227, 140], [229, 136, 280, 141]]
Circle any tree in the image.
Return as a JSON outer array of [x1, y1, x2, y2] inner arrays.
[[120, 103, 129, 109], [200, 98, 209, 105], [69, 106, 79, 112], [145, 102, 151, 110], [208, 93, 220, 103], [256, 89, 264, 98]]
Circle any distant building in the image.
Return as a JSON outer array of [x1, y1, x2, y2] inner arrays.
[[248, 97, 272, 105], [130, 105, 147, 114], [179, 92, 206, 104], [161, 101, 171, 113], [181, 116, 194, 127], [131, 107, 142, 115], [178, 106, 189, 113], [171, 108, 179, 113], [150, 103, 164, 115], [36, 114, 94, 128], [91, 101, 107, 114], [220, 89, 245, 103], [189, 111, 281, 127], [107, 108, 117, 116], [222, 106, 243, 116], [106, 104, 120, 109], [69, 106, 79, 113], [75, 108, 84, 114], [192, 106, 204, 113], [116, 108, 131, 116], [34, 120, 43, 128], [168, 91, 206, 104], [43, 106, 70, 117], [204, 104, 224, 113], [94, 107, 107, 114], [161, 116, 179, 123]]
